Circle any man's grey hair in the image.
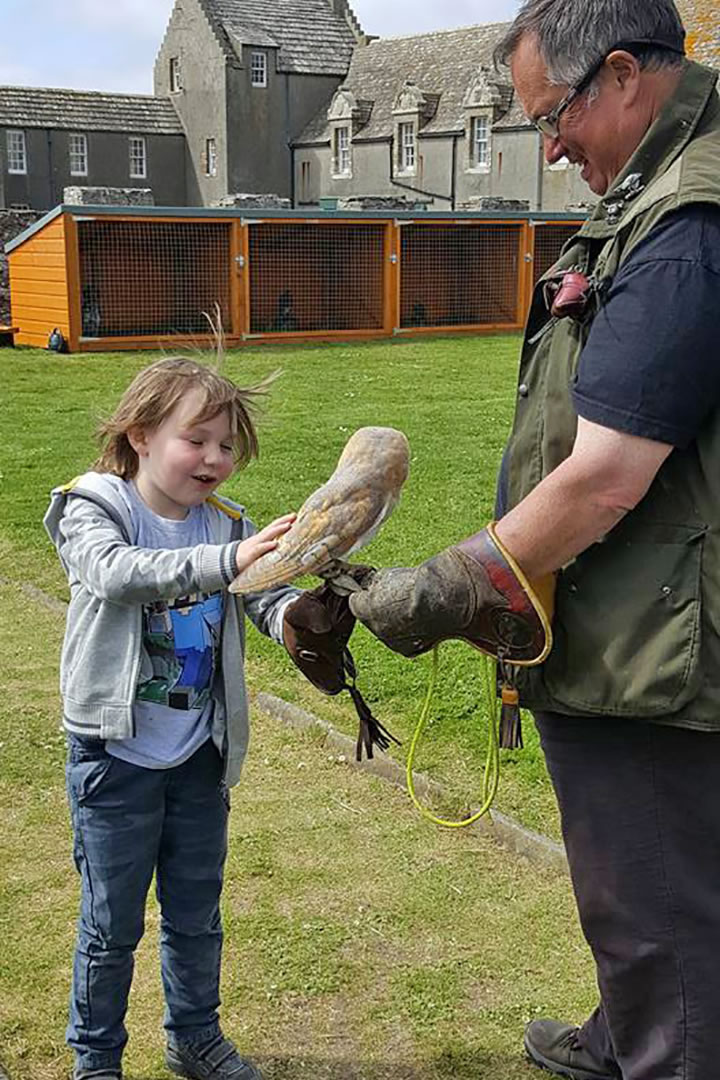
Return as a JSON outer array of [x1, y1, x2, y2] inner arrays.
[[494, 0, 687, 86]]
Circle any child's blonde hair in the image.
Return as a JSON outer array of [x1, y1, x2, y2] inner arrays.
[[94, 356, 269, 479]]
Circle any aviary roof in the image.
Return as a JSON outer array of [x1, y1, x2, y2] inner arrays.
[[0, 87, 184, 135], [204, 0, 362, 75], [295, 23, 525, 145]]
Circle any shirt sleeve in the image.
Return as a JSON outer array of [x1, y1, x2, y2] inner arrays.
[[571, 206, 720, 449]]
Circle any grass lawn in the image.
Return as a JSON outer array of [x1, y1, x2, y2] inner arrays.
[[0, 336, 560, 841], [0, 337, 597, 1080]]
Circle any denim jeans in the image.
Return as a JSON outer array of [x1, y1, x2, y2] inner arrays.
[[65, 735, 229, 1073]]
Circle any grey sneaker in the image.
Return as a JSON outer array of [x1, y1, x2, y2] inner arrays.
[[166, 1034, 262, 1080], [73, 1068, 122, 1080], [524, 1019, 620, 1080]]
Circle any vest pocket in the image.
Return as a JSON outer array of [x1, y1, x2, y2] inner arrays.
[[543, 522, 705, 716]]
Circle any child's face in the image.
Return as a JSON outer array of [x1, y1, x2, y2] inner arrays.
[[130, 389, 235, 519]]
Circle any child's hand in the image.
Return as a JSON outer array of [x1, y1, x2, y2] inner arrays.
[[235, 514, 296, 575]]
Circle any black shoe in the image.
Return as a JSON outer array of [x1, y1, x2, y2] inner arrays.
[[524, 1019, 620, 1080], [166, 1034, 263, 1080]]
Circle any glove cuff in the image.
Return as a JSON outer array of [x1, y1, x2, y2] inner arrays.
[[455, 523, 554, 665]]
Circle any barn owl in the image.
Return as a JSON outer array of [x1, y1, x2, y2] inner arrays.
[[229, 426, 410, 594]]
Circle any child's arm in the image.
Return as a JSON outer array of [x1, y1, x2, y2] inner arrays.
[[58, 496, 290, 605]]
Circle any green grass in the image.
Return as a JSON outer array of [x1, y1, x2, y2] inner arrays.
[[0, 338, 598, 1080], [0, 337, 560, 840], [0, 575, 596, 1080]]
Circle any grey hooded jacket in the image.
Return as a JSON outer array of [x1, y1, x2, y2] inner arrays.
[[44, 471, 299, 785]]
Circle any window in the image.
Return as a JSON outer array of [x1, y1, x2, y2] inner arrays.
[[170, 57, 182, 92], [251, 51, 267, 87], [69, 133, 88, 176], [300, 160, 311, 202], [470, 115, 490, 169], [397, 122, 415, 172], [332, 126, 351, 177], [205, 138, 217, 177], [129, 136, 147, 179], [7, 130, 27, 174]]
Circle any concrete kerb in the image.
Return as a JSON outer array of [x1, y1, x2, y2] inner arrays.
[[254, 691, 568, 874], [2, 577, 568, 875]]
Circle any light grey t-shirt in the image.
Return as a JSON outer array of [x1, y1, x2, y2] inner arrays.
[[106, 485, 224, 769]]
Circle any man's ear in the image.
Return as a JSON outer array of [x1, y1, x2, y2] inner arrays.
[[607, 49, 642, 97], [127, 426, 149, 457]]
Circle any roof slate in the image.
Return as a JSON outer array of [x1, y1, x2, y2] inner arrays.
[[205, 0, 362, 75], [0, 86, 184, 134], [295, 23, 525, 145]]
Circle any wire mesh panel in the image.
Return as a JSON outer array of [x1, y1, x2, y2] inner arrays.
[[400, 222, 523, 329], [77, 220, 232, 338], [248, 223, 385, 334], [532, 222, 582, 284]]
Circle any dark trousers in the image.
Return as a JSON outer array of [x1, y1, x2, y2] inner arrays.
[[65, 736, 228, 1073], [535, 711, 720, 1080]]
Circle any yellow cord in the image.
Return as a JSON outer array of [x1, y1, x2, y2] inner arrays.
[[405, 646, 500, 828]]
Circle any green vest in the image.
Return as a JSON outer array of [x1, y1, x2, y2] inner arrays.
[[506, 61, 720, 730]]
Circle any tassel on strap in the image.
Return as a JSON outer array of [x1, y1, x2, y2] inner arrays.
[[499, 685, 523, 749], [343, 647, 401, 761]]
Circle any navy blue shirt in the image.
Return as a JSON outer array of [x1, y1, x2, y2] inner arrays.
[[572, 204, 720, 449]]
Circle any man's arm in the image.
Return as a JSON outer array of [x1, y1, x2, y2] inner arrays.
[[493, 416, 673, 578], [349, 418, 672, 659]]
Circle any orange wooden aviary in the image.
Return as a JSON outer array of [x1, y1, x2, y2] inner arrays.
[[6, 205, 584, 353]]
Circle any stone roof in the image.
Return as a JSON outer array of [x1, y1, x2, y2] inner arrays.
[[0, 86, 184, 134], [202, 0, 364, 76], [676, 0, 720, 68], [295, 22, 527, 145]]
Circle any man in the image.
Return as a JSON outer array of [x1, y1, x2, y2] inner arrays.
[[347, 2, 720, 1078]]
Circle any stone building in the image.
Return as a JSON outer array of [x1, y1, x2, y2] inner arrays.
[[293, 25, 591, 212], [153, 0, 367, 205], [0, 0, 717, 213], [294, 0, 719, 212], [0, 87, 186, 210]]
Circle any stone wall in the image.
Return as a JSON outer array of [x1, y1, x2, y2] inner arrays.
[[0, 210, 45, 324], [63, 186, 155, 206], [210, 193, 292, 209]]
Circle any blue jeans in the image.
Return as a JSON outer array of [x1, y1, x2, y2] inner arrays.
[[65, 735, 229, 1073]]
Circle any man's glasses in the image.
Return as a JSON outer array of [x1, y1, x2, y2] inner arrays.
[[532, 38, 685, 139]]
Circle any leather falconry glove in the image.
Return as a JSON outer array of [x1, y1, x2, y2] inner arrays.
[[283, 580, 400, 762], [347, 524, 555, 749]]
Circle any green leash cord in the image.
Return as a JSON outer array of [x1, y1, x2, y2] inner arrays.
[[406, 646, 500, 828]]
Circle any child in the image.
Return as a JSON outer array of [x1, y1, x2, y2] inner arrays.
[[44, 356, 299, 1080]]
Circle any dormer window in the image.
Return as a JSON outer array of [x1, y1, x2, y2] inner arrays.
[[251, 51, 267, 87], [332, 125, 352, 177], [170, 57, 182, 93], [397, 121, 416, 174], [391, 83, 437, 179], [469, 114, 491, 170], [463, 66, 512, 174]]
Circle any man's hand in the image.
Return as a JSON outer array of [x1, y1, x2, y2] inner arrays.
[[348, 525, 554, 663]]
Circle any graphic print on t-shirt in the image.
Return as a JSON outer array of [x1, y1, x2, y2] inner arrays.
[[137, 592, 223, 710]]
